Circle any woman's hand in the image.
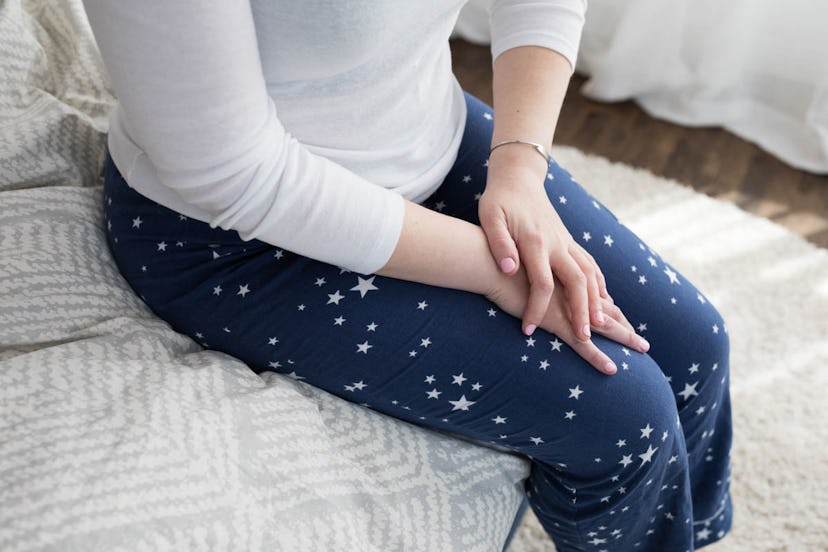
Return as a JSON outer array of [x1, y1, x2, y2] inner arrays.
[[485, 267, 649, 375], [480, 146, 609, 341]]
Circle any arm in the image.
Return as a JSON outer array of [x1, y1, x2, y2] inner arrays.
[[82, 0, 404, 276]]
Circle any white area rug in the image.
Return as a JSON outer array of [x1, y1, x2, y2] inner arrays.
[[508, 147, 828, 552]]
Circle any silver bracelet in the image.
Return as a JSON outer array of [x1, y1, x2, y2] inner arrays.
[[489, 140, 551, 165]]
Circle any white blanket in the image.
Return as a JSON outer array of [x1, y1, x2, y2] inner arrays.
[[0, 1, 529, 550]]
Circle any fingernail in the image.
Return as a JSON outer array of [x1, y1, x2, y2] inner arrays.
[[638, 338, 650, 352], [525, 324, 537, 336], [604, 361, 617, 374], [582, 324, 591, 339], [500, 257, 516, 273], [595, 311, 605, 324]]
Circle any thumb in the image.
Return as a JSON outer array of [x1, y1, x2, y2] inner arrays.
[[482, 210, 520, 275]]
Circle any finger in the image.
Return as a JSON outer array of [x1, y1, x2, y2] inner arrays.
[[588, 252, 611, 299], [552, 253, 591, 342], [479, 207, 520, 275], [571, 247, 604, 327], [592, 316, 650, 354], [601, 300, 635, 335], [557, 329, 617, 375], [520, 237, 556, 335]]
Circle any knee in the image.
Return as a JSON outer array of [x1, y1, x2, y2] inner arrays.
[[668, 293, 731, 370], [564, 359, 683, 477]]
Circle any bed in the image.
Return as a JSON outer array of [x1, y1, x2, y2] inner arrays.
[[0, 1, 530, 550]]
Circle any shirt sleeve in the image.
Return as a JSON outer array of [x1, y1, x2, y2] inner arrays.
[[81, 0, 404, 275], [489, 0, 588, 71]]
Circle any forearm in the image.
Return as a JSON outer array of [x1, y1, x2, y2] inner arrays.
[[376, 200, 502, 296], [490, 46, 572, 160]]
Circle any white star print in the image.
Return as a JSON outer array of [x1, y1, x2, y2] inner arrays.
[[314, 277, 326, 287], [639, 275, 647, 285], [344, 381, 366, 392], [424, 375, 436, 384], [539, 359, 550, 370], [449, 394, 476, 411], [417, 300, 428, 310], [564, 410, 576, 420], [195, 332, 204, 339], [697, 292, 707, 304], [604, 235, 614, 246], [568, 385, 583, 400], [487, 308, 497, 317], [327, 290, 344, 305], [483, 112, 493, 120], [268, 361, 282, 369], [638, 444, 659, 466], [356, 341, 373, 354], [677, 381, 699, 401], [637, 323, 648, 332], [640, 423, 654, 439], [426, 389, 442, 399], [583, 232, 591, 242], [619, 454, 633, 468], [530, 436, 544, 445], [647, 256, 657, 267], [712, 324, 719, 334], [212, 285, 222, 296], [434, 200, 446, 211], [420, 337, 432, 348], [333, 316, 346, 326], [296, 303, 305, 310], [520, 354, 528, 362], [471, 382, 483, 391], [689, 363, 700, 373], [550, 338, 563, 352], [664, 267, 680, 284], [157, 241, 167, 251], [350, 276, 378, 298], [131, 216, 143, 229], [696, 528, 712, 541], [526, 337, 536, 347], [492, 416, 507, 424], [451, 373, 467, 386], [616, 439, 627, 447], [287, 371, 305, 380], [237, 284, 250, 298], [462, 175, 471, 183], [268, 337, 279, 345], [559, 195, 567, 204], [366, 322, 378, 331]]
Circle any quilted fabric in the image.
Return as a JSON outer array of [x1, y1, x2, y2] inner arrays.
[[0, 1, 530, 550]]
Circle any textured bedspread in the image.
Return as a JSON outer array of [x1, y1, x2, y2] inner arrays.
[[0, 1, 529, 550]]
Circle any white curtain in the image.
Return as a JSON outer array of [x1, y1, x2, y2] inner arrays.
[[454, 0, 828, 174]]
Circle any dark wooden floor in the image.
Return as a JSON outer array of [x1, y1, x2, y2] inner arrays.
[[450, 40, 828, 248]]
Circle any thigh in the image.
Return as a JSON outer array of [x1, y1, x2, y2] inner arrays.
[[103, 154, 677, 472]]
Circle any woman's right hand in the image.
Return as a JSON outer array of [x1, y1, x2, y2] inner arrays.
[[485, 267, 650, 375]]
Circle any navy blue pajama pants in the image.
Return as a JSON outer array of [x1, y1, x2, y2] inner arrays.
[[103, 93, 733, 551]]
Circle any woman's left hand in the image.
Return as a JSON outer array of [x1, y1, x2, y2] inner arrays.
[[479, 146, 611, 340]]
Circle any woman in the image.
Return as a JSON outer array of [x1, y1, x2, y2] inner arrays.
[[83, 0, 733, 549]]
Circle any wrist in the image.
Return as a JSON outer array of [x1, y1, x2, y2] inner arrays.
[[487, 143, 549, 181]]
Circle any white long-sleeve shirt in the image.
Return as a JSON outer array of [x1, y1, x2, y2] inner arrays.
[[83, 0, 586, 274]]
